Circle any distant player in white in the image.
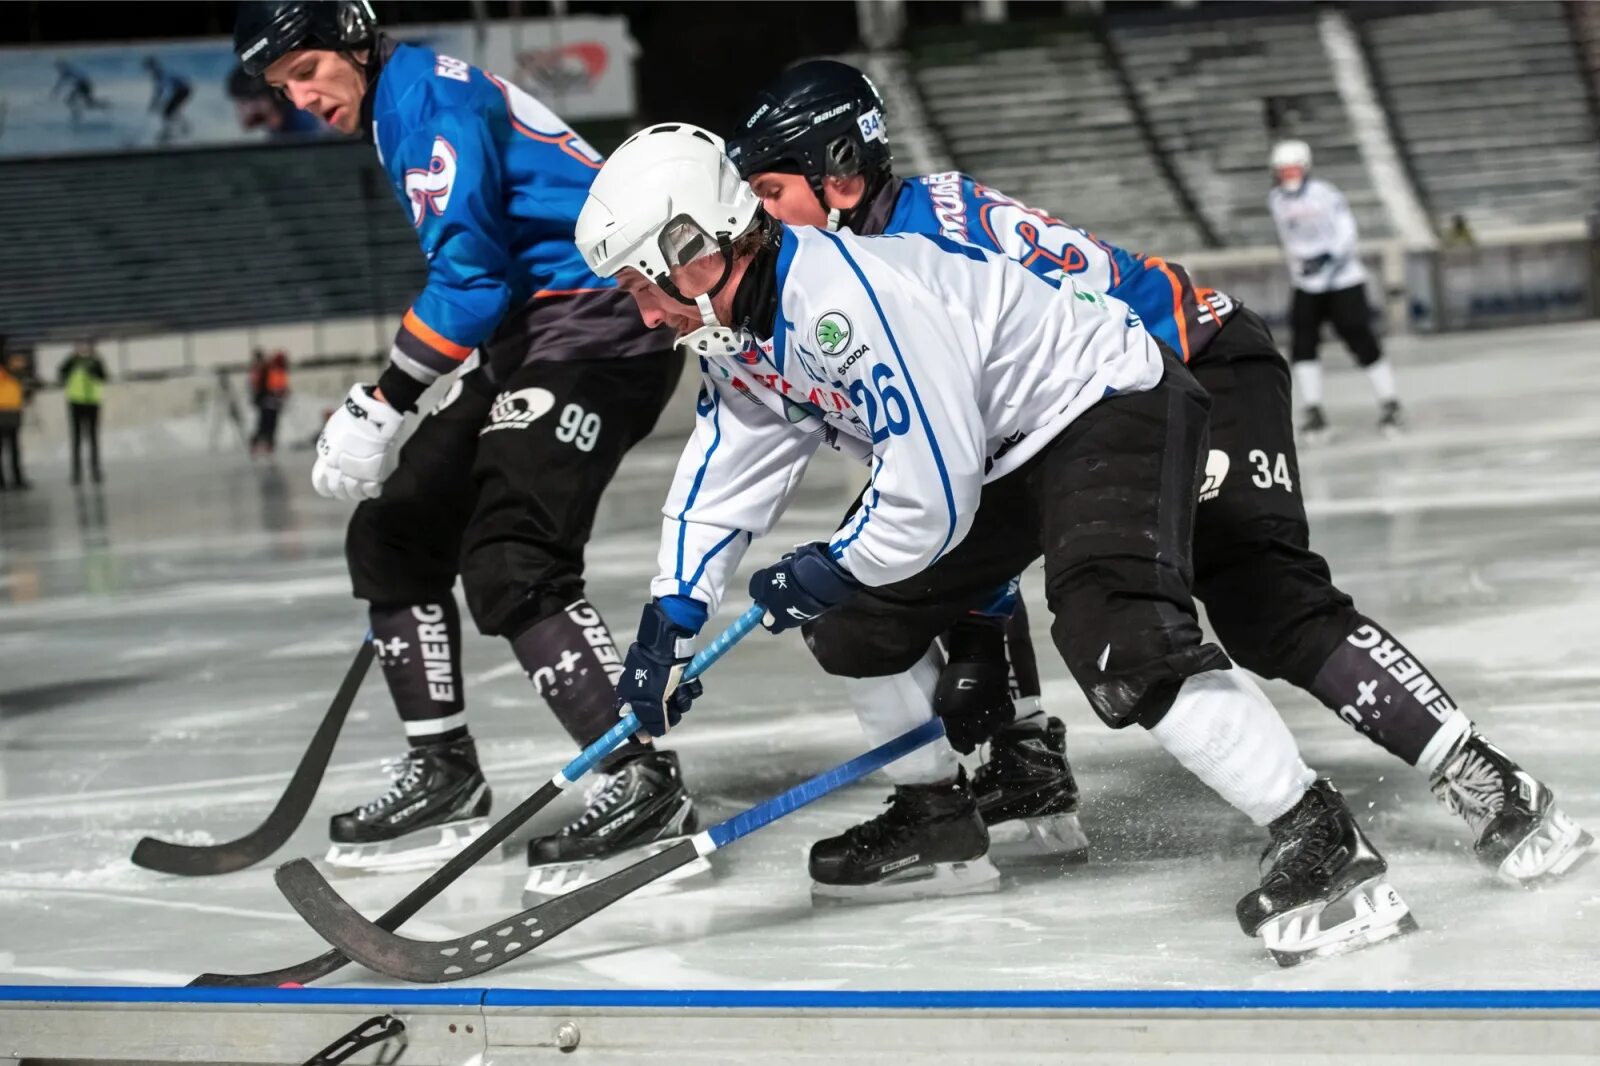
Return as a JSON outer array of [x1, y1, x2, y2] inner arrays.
[[574, 125, 1422, 964], [1268, 140, 1403, 439]]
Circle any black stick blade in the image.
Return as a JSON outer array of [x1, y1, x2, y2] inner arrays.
[[277, 843, 699, 983], [131, 641, 375, 876], [188, 947, 347, 988]]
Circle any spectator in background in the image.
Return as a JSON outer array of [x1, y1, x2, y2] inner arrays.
[[249, 348, 291, 456], [58, 340, 106, 486], [51, 60, 110, 125], [144, 56, 192, 145], [0, 338, 35, 492], [1268, 139, 1404, 441], [1443, 213, 1477, 249], [227, 64, 328, 139]]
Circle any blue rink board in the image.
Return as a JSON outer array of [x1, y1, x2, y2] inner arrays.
[[3, 985, 1600, 1011]]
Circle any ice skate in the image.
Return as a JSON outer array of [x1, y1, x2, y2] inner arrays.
[[326, 738, 492, 872], [1299, 404, 1330, 444], [523, 748, 708, 902], [1377, 399, 1405, 438], [1431, 733, 1595, 886], [972, 717, 1089, 864], [810, 768, 1000, 904], [1237, 779, 1417, 967]]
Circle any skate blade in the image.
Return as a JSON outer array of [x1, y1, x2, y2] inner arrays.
[[986, 812, 1090, 866], [811, 855, 1001, 906], [1498, 810, 1597, 887], [324, 818, 494, 874], [1259, 876, 1417, 968], [522, 836, 712, 903]]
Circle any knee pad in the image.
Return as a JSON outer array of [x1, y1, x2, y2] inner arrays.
[[803, 611, 935, 679], [1052, 594, 1231, 729], [463, 572, 583, 640]]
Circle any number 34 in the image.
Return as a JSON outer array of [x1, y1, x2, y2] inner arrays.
[[1249, 449, 1294, 492]]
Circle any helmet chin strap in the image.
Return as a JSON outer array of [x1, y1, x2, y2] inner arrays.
[[826, 207, 842, 232]]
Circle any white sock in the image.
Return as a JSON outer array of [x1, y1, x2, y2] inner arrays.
[[1292, 360, 1324, 408], [1146, 670, 1316, 826], [1417, 709, 1473, 776], [1364, 358, 1398, 403], [843, 646, 959, 785]]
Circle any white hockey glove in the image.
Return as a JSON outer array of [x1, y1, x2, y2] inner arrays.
[[311, 384, 404, 501]]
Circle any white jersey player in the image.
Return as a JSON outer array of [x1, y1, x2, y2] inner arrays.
[[572, 124, 1421, 965], [1268, 139, 1403, 438]]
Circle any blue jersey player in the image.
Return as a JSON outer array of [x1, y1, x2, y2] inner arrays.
[[724, 60, 1591, 895], [232, 2, 704, 881]]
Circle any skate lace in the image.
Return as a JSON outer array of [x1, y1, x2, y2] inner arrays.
[[359, 753, 426, 817], [842, 792, 925, 853], [568, 771, 628, 833], [1433, 749, 1506, 837]]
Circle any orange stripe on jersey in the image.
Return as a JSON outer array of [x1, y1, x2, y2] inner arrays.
[[486, 74, 603, 171], [403, 308, 473, 362], [1196, 287, 1225, 333], [1143, 256, 1191, 363], [534, 287, 610, 298]]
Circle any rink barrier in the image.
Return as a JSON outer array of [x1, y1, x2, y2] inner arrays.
[[3, 983, 1599, 1065]]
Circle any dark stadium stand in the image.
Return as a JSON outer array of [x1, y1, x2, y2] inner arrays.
[[0, 142, 422, 347]]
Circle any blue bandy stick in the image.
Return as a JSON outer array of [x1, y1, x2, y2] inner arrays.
[[555, 602, 766, 786], [696, 716, 946, 852]]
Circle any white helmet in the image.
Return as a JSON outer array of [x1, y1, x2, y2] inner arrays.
[[1271, 139, 1312, 190], [576, 123, 761, 351]]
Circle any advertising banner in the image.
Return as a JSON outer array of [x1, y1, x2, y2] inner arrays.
[[0, 15, 635, 159]]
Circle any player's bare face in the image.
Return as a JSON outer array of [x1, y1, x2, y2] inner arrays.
[[265, 49, 367, 135], [748, 172, 829, 228], [615, 269, 703, 335], [1275, 165, 1306, 192]]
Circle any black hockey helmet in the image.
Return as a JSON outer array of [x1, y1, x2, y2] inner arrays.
[[234, 0, 379, 77], [726, 59, 893, 204]]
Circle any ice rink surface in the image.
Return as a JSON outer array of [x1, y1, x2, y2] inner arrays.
[[2, 320, 1598, 993]]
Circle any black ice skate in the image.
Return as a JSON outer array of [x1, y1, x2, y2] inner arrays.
[[1431, 733, 1595, 886], [809, 768, 1000, 904], [523, 748, 707, 901], [326, 738, 492, 872], [972, 717, 1090, 864], [1377, 399, 1405, 438], [1236, 779, 1417, 967], [1299, 404, 1330, 444]]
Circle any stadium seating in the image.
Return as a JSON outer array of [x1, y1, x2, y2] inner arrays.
[[0, 142, 422, 350], [906, 23, 1206, 254], [1109, 8, 1391, 248], [1356, 1, 1600, 230]]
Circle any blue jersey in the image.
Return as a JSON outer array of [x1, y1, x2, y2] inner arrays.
[[879, 173, 1235, 362], [371, 43, 646, 388]]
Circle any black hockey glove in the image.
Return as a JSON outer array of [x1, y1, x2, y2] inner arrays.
[[749, 542, 861, 634], [1299, 253, 1332, 277], [934, 614, 1017, 755], [616, 600, 703, 738]]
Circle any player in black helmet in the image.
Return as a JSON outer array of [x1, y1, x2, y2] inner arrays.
[[230, 1, 700, 883], [726, 60, 1593, 905]]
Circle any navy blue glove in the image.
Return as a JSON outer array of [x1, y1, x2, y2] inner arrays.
[[616, 599, 703, 738], [1299, 253, 1333, 277], [748, 542, 861, 634]]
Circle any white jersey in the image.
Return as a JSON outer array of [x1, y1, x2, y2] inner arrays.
[[652, 225, 1164, 613], [1267, 178, 1367, 294]]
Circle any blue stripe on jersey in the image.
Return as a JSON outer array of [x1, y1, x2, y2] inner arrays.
[[674, 388, 724, 596], [772, 228, 801, 376], [685, 527, 746, 594], [831, 457, 884, 557], [817, 230, 960, 562]]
